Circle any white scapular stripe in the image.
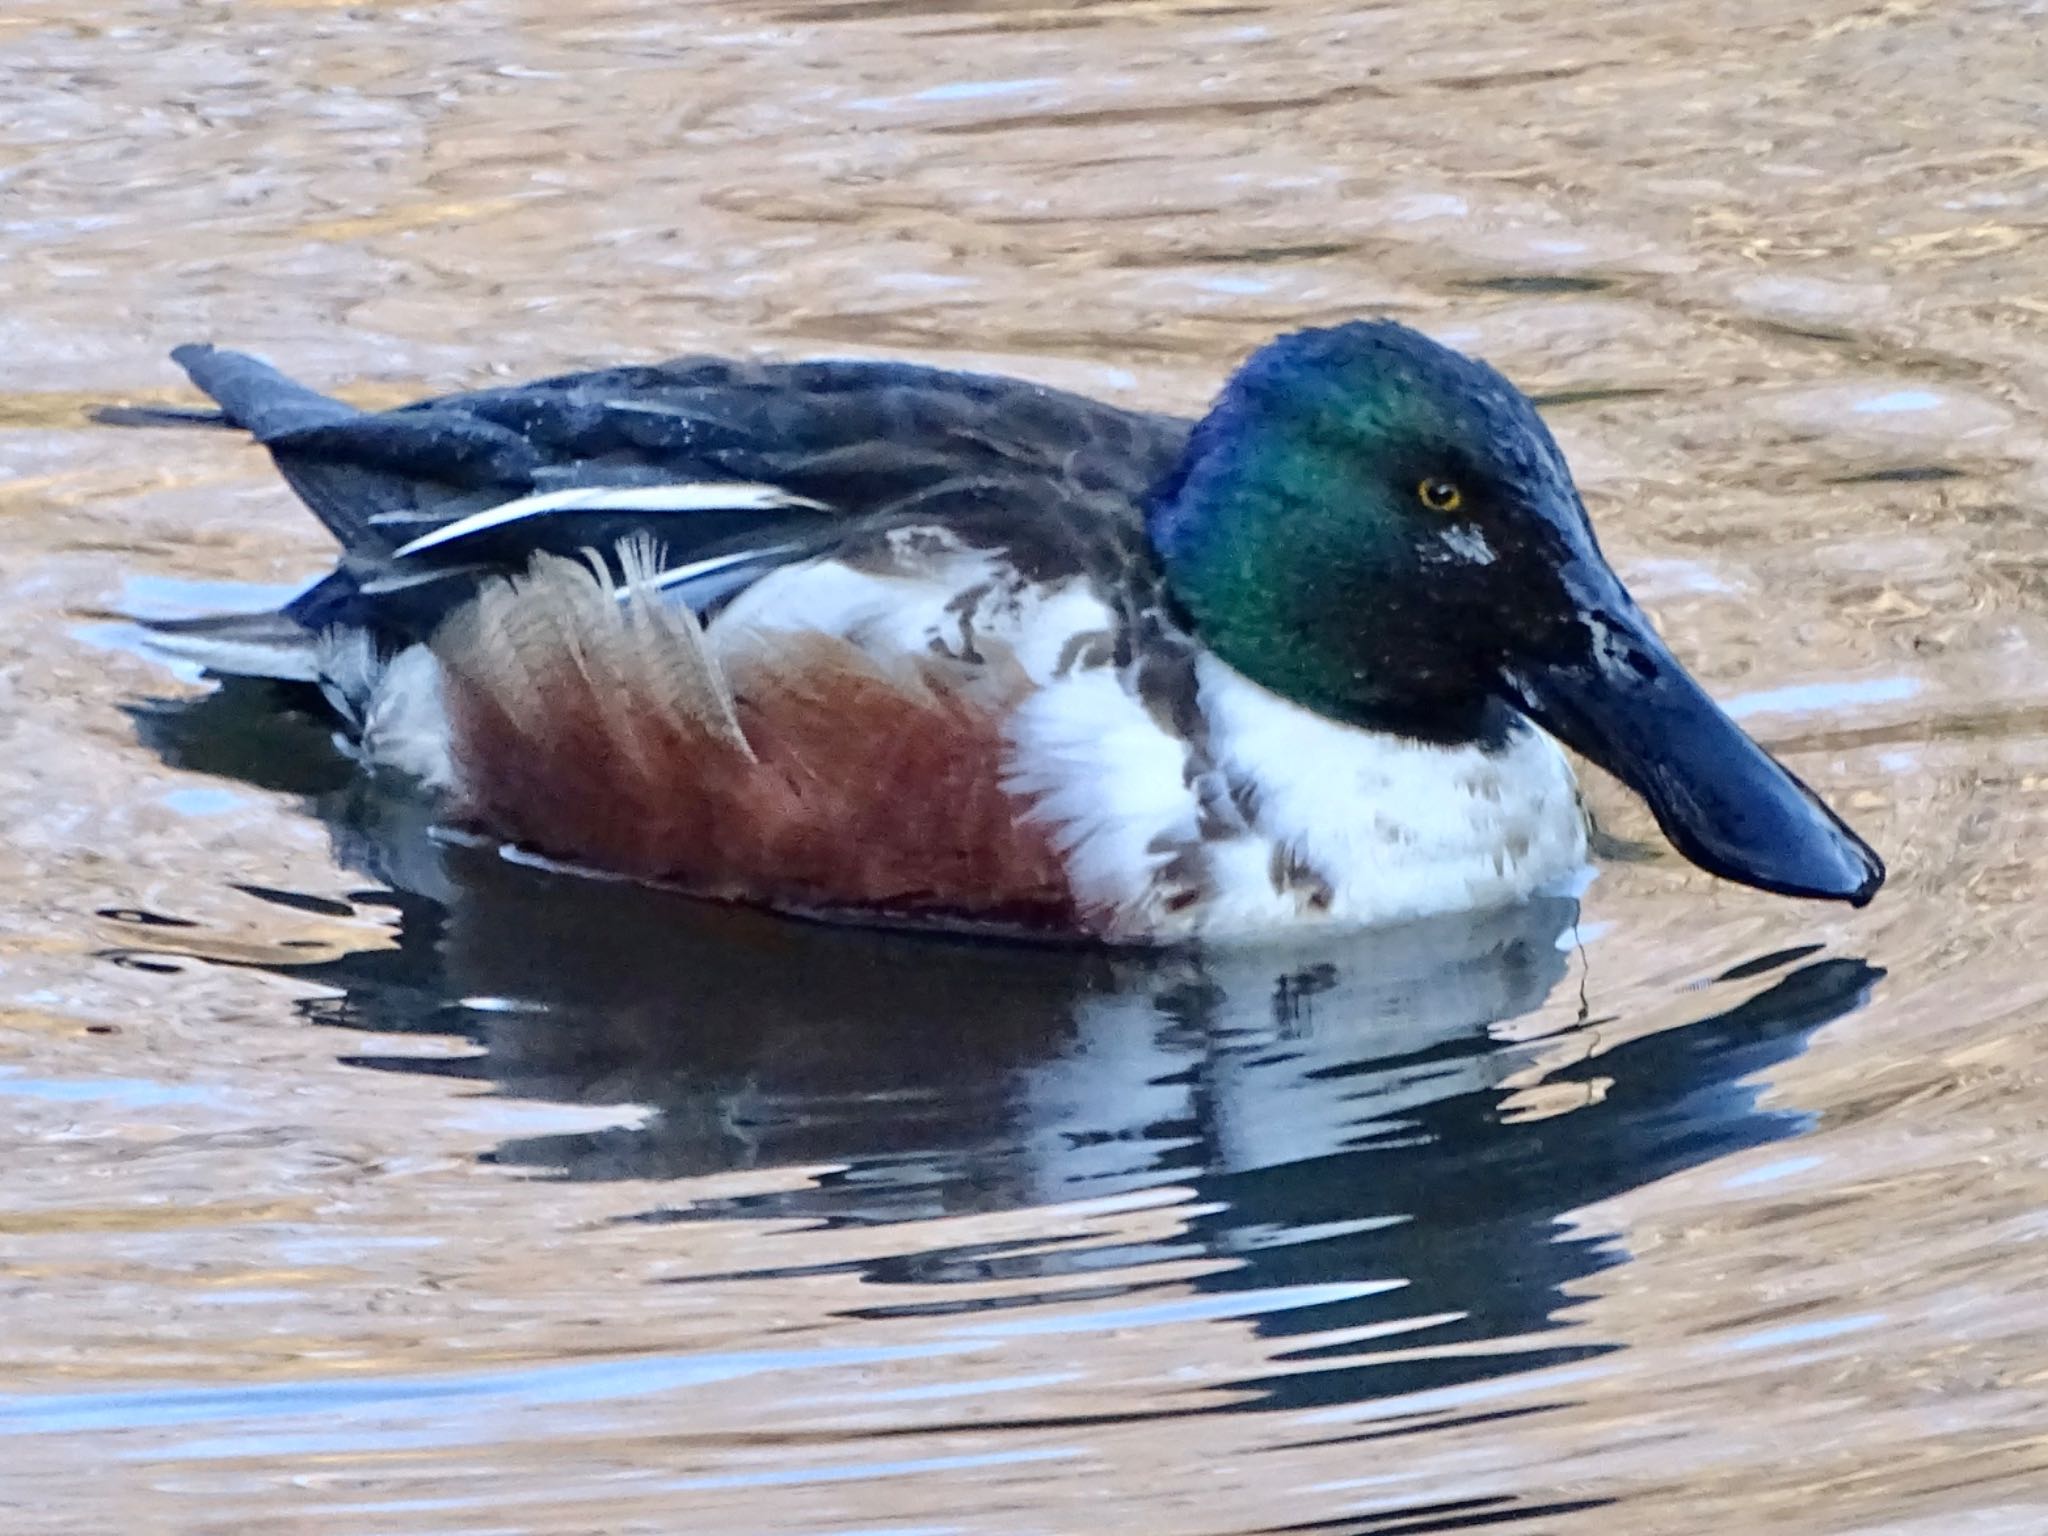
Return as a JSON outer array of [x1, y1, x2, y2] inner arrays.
[[392, 482, 827, 560], [643, 542, 814, 604], [358, 564, 481, 598]]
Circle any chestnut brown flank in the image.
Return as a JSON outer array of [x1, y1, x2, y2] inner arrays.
[[434, 563, 1079, 931]]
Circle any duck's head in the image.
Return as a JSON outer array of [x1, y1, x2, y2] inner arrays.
[[1150, 319, 1884, 907]]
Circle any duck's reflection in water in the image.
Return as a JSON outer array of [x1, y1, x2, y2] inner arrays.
[[132, 681, 1882, 1414]]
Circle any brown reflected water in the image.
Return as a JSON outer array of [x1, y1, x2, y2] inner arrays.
[[5, 0, 2048, 1531]]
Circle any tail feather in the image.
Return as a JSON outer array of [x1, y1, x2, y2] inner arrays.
[[173, 347, 546, 558], [106, 344, 424, 558], [169, 343, 361, 441], [139, 609, 324, 683], [89, 403, 232, 429], [103, 348, 857, 728]]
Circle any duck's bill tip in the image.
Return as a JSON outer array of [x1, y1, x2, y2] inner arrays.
[[1847, 861, 1886, 907], [1505, 624, 1886, 911], [1738, 820, 1886, 907]]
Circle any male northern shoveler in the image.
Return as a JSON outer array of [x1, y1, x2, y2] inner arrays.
[[115, 321, 1883, 942]]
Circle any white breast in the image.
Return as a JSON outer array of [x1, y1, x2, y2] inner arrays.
[[1180, 654, 1589, 939], [1004, 649, 1587, 942]]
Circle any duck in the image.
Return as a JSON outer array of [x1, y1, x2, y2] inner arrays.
[[110, 320, 1884, 943]]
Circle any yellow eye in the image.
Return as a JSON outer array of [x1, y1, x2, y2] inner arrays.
[[1417, 477, 1463, 513]]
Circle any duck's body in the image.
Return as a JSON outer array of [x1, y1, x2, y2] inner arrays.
[[121, 324, 1879, 943]]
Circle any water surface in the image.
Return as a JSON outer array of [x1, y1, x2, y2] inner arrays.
[[5, 0, 2048, 1531]]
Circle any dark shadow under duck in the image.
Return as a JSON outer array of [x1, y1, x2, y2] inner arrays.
[[97, 767, 1883, 1423]]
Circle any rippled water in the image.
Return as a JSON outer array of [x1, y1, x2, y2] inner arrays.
[[6, 0, 2048, 1531]]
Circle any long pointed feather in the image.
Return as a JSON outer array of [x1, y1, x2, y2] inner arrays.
[[357, 564, 486, 598], [629, 540, 815, 613], [91, 403, 233, 429], [392, 482, 829, 561], [612, 536, 751, 757], [137, 610, 324, 682], [434, 539, 752, 769]]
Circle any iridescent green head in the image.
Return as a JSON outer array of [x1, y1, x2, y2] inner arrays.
[[1148, 320, 1884, 908]]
